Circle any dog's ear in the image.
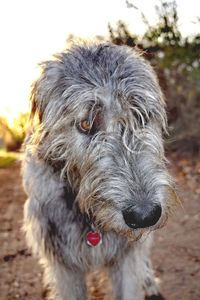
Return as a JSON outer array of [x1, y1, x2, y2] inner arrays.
[[30, 79, 43, 123], [29, 59, 66, 124]]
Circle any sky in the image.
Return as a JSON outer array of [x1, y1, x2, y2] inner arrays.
[[0, 0, 199, 122]]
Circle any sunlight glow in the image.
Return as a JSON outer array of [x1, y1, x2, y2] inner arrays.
[[0, 0, 199, 121]]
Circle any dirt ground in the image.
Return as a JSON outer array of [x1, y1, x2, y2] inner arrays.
[[0, 153, 200, 300]]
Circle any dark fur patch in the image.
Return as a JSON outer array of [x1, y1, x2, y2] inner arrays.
[[48, 219, 58, 236], [145, 294, 165, 300], [63, 186, 76, 210]]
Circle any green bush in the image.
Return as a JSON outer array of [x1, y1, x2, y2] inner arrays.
[[0, 149, 20, 168], [0, 113, 28, 151]]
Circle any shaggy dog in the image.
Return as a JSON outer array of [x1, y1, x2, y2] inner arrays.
[[22, 43, 176, 300]]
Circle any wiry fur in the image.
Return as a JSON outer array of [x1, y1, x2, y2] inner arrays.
[[22, 43, 177, 300]]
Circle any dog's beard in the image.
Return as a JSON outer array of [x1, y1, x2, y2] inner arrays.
[[76, 198, 149, 241]]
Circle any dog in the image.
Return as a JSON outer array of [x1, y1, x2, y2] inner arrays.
[[22, 42, 177, 300]]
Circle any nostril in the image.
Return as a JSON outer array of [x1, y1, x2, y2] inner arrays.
[[123, 203, 162, 229], [122, 208, 139, 229]]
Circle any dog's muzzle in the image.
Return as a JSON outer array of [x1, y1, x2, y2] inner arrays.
[[122, 203, 162, 229]]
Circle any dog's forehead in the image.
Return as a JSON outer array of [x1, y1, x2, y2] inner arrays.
[[58, 44, 165, 128], [76, 86, 124, 120], [95, 86, 121, 110]]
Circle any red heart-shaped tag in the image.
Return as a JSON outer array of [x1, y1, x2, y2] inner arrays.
[[86, 231, 102, 247]]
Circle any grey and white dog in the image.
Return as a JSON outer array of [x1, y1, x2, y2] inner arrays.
[[22, 43, 177, 300]]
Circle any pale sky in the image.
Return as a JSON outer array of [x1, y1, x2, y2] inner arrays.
[[0, 0, 199, 121]]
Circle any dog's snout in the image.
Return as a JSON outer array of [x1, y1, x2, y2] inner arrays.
[[122, 203, 162, 229]]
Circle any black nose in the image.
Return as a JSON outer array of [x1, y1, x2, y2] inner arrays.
[[122, 203, 162, 229]]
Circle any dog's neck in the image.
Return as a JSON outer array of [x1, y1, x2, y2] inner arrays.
[[49, 162, 103, 247], [63, 185, 102, 247]]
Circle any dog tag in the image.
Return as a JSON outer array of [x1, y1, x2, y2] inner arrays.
[[86, 231, 102, 247]]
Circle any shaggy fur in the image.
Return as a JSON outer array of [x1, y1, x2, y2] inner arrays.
[[22, 43, 176, 300]]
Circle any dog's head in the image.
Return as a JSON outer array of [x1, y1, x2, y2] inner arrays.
[[28, 43, 177, 239]]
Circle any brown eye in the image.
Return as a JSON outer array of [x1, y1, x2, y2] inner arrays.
[[79, 119, 92, 133], [77, 110, 102, 135]]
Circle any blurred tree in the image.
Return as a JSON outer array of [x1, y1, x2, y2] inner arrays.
[[0, 113, 28, 151], [108, 21, 138, 47], [144, 1, 181, 46]]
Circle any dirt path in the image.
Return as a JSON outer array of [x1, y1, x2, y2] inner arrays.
[[0, 154, 200, 300]]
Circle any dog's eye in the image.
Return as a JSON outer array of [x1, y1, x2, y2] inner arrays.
[[77, 110, 102, 135], [81, 120, 92, 131], [78, 119, 93, 134]]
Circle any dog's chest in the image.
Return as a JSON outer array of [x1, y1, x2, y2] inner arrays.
[[48, 214, 130, 270], [62, 231, 130, 269]]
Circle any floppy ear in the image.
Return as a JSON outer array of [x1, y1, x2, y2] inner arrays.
[[29, 59, 67, 124], [30, 79, 43, 123]]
